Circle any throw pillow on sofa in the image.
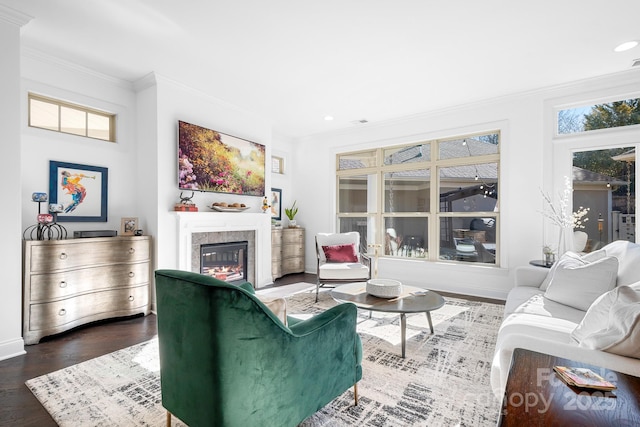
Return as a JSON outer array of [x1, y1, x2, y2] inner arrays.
[[571, 285, 640, 359], [540, 250, 607, 291], [543, 255, 618, 311]]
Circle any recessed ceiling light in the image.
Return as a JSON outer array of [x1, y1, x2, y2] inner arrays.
[[324, 115, 334, 121], [614, 40, 638, 52]]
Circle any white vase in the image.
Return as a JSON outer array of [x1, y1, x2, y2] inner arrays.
[[557, 227, 574, 255], [289, 219, 297, 228]]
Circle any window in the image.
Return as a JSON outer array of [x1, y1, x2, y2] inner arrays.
[[573, 147, 636, 250], [337, 131, 500, 265], [557, 98, 640, 135], [28, 93, 116, 142], [271, 156, 284, 174]]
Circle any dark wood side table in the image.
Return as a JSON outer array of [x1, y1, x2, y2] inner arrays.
[[529, 259, 553, 268], [499, 348, 640, 426]]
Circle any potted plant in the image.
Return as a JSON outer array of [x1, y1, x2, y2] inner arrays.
[[285, 200, 298, 227]]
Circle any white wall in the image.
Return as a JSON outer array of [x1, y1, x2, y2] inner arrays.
[[20, 52, 140, 236], [0, 6, 30, 361], [271, 131, 296, 225], [295, 69, 640, 300], [2, 27, 638, 360], [136, 74, 273, 279]]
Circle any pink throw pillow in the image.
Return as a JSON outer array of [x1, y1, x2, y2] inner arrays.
[[322, 244, 358, 263]]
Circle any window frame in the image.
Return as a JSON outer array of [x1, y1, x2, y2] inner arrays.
[[336, 130, 500, 265], [28, 93, 116, 142]]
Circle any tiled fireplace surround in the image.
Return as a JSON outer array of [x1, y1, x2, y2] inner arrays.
[[175, 212, 272, 288]]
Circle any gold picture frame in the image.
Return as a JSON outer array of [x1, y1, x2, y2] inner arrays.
[[120, 217, 138, 236]]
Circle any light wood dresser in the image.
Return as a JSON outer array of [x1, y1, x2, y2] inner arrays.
[[271, 227, 305, 280], [22, 236, 152, 345]]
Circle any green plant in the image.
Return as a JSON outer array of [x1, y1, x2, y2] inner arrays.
[[285, 200, 298, 220]]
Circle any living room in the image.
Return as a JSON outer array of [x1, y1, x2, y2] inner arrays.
[[1, 1, 640, 425]]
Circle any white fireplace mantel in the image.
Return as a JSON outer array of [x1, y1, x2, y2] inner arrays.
[[174, 211, 272, 288]]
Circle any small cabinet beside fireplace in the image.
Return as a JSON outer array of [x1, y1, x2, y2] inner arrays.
[[271, 228, 304, 280]]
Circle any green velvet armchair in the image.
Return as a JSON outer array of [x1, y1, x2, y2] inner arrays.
[[155, 269, 362, 427]]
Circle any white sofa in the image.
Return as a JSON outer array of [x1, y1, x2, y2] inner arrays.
[[491, 240, 640, 396]]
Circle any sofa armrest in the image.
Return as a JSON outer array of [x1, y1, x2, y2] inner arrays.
[[289, 302, 357, 336], [514, 266, 548, 288]]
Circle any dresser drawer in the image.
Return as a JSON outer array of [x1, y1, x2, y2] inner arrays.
[[271, 229, 283, 245], [28, 239, 150, 272], [282, 229, 304, 244], [28, 285, 149, 331], [29, 262, 149, 302], [282, 257, 304, 273], [282, 245, 304, 258]]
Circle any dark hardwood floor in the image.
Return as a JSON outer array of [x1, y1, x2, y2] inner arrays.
[[0, 273, 503, 426]]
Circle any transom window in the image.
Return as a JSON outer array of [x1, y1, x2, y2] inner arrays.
[[271, 156, 284, 174], [28, 93, 116, 142], [337, 131, 500, 265], [557, 97, 640, 135]]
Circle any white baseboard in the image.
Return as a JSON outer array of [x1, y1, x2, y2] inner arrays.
[[0, 337, 26, 361]]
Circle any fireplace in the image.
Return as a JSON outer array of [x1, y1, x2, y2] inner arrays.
[[201, 241, 248, 284], [174, 211, 273, 288]]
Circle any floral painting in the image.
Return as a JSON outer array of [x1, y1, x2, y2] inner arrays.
[[178, 120, 265, 196]]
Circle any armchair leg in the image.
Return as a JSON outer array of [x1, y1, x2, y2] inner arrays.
[[354, 383, 359, 406], [166, 410, 171, 427]]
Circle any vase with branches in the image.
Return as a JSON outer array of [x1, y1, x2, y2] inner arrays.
[[540, 176, 590, 255]]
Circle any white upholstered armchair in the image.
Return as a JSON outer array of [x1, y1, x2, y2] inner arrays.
[[315, 232, 371, 302]]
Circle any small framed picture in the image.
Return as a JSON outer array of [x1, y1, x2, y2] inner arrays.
[[271, 188, 282, 220], [120, 217, 138, 236]]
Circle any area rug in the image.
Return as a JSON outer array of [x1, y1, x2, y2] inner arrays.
[[26, 287, 504, 426]]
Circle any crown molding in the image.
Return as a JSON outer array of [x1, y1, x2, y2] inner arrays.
[[22, 46, 134, 90], [0, 4, 32, 27]]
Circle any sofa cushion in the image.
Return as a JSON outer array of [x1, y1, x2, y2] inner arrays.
[[544, 256, 618, 311], [256, 295, 288, 325], [318, 262, 369, 280], [540, 251, 583, 291], [322, 243, 358, 263], [571, 285, 640, 359], [600, 240, 640, 286], [510, 293, 586, 324]]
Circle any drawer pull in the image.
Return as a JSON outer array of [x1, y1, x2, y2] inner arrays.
[[128, 248, 135, 255], [59, 308, 66, 316], [128, 295, 134, 301], [128, 271, 135, 278], [59, 252, 68, 260], [59, 281, 67, 288]]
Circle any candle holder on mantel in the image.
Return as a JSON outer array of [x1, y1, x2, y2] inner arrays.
[[23, 192, 67, 240]]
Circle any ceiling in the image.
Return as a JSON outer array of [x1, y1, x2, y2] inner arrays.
[[3, 0, 640, 139]]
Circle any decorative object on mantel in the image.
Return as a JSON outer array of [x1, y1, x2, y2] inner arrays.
[[174, 191, 198, 212], [210, 202, 248, 212], [540, 177, 590, 255], [261, 196, 271, 213], [23, 192, 67, 240], [285, 200, 298, 227]]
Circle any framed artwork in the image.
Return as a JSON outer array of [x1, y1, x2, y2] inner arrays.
[[49, 161, 108, 222], [271, 188, 282, 220], [120, 217, 138, 236]]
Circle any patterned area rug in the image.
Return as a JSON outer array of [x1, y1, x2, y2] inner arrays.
[[26, 287, 504, 426]]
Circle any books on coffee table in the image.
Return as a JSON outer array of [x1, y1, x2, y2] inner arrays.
[[553, 366, 617, 391]]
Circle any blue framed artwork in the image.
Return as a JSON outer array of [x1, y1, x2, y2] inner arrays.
[[271, 188, 282, 220], [49, 161, 108, 222]]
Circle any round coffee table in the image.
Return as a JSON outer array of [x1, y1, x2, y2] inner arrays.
[[330, 282, 445, 358]]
